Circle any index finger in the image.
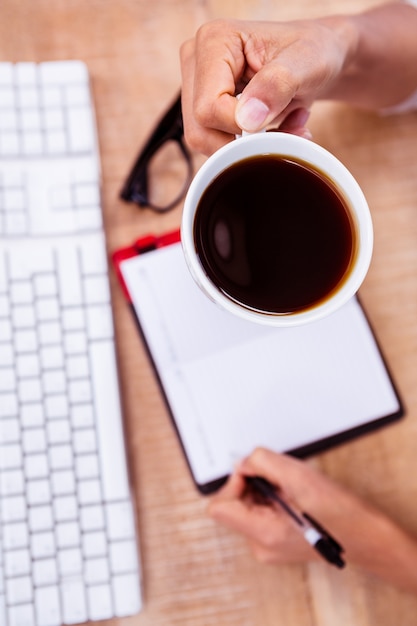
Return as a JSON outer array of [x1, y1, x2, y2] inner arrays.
[[180, 34, 236, 153], [192, 20, 247, 135]]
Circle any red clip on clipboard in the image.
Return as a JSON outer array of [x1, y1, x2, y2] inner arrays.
[[112, 230, 404, 495], [113, 229, 180, 302]]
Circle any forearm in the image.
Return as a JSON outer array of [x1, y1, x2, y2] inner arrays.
[[343, 506, 417, 594], [321, 2, 417, 109]]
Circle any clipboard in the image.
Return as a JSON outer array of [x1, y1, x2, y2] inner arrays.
[[113, 230, 404, 494]]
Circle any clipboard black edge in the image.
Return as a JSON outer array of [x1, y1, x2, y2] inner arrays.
[[113, 234, 405, 496]]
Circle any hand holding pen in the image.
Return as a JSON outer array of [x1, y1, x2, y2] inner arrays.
[[245, 476, 345, 568], [208, 448, 417, 593], [208, 449, 350, 567]]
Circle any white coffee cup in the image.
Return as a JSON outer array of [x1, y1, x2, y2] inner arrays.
[[181, 131, 373, 327]]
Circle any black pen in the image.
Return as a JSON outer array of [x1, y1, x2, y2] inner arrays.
[[246, 476, 345, 569]]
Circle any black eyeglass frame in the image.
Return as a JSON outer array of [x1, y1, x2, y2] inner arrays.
[[120, 93, 193, 213]]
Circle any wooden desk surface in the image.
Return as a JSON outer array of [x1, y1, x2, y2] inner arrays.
[[2, 0, 417, 624]]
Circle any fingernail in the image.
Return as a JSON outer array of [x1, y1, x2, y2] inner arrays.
[[236, 97, 270, 132]]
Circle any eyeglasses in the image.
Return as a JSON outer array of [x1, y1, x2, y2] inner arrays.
[[120, 93, 193, 213]]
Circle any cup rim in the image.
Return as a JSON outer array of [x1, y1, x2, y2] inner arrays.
[[181, 132, 373, 327]]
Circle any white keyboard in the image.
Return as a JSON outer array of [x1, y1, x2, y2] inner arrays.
[[0, 61, 142, 626]]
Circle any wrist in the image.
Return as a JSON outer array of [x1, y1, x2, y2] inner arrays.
[[348, 508, 417, 594]]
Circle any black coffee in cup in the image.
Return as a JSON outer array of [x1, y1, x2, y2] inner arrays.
[[193, 155, 357, 315]]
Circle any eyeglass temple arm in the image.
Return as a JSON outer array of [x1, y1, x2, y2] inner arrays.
[[120, 92, 187, 204]]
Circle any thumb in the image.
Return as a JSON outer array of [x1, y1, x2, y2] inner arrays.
[[235, 65, 296, 132]]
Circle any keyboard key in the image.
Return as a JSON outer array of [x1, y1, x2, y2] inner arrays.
[[4, 548, 31, 577], [79, 234, 107, 274], [2, 522, 29, 550], [82, 531, 107, 559], [20, 403, 44, 427], [78, 479, 101, 506], [34, 274, 57, 297], [46, 420, 71, 445], [56, 244, 83, 306], [44, 395, 68, 419], [0, 343, 13, 366], [42, 369, 66, 394], [40, 345, 64, 369], [46, 130, 67, 154], [22, 130, 44, 155], [80, 504, 104, 532], [0, 109, 17, 131], [0, 293, 10, 316], [61, 579, 87, 625], [40, 60, 88, 85], [53, 495, 77, 522], [58, 548, 82, 578], [87, 584, 113, 622], [36, 298, 60, 322], [25, 454, 49, 479], [51, 470, 75, 496], [112, 573, 142, 617], [70, 403, 94, 428], [73, 428, 96, 454], [68, 379, 92, 404], [38, 321, 61, 346], [0, 132, 19, 155], [0, 62, 13, 84], [62, 308, 85, 332], [12, 305, 35, 329], [29, 505, 53, 532], [14, 329, 38, 353], [109, 540, 138, 574], [76, 454, 99, 480], [0, 419, 20, 446], [84, 557, 109, 584], [1, 495, 26, 523], [0, 318, 12, 341], [20, 109, 42, 131], [22, 428, 46, 454], [106, 502, 135, 541], [31, 531, 55, 559], [48, 444, 73, 470], [32, 559, 58, 587], [15, 62, 37, 85], [66, 84, 90, 107], [16, 86, 39, 109], [64, 331, 87, 355], [0, 370, 16, 393], [0, 87, 15, 107], [41, 86, 61, 107], [68, 107, 94, 153], [86, 305, 113, 340], [16, 353, 40, 378], [0, 443, 22, 469], [0, 469, 24, 496], [19, 379, 42, 403], [56, 521, 80, 549], [34, 585, 61, 626], [27, 479, 51, 506], [6, 576, 32, 605], [10, 281, 33, 304], [7, 603, 35, 626]]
